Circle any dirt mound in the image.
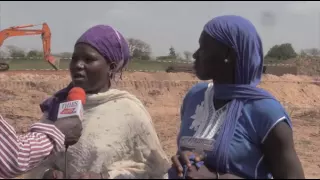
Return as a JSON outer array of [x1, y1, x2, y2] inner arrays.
[[282, 57, 320, 76], [1, 72, 320, 178]]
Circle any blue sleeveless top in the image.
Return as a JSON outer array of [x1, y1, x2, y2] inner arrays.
[[171, 82, 291, 179]]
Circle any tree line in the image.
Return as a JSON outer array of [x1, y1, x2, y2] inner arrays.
[[0, 38, 319, 62]]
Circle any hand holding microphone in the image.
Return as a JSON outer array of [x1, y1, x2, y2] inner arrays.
[[54, 87, 86, 146]]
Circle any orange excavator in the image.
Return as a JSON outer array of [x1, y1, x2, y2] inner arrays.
[[0, 23, 59, 71]]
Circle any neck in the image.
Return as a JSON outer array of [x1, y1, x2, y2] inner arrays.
[[86, 81, 111, 95], [212, 77, 234, 109], [213, 78, 234, 85], [212, 71, 235, 84]]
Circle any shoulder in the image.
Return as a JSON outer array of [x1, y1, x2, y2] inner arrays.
[[186, 82, 209, 97], [245, 98, 289, 123], [110, 91, 151, 122], [243, 99, 291, 144], [183, 82, 210, 103]]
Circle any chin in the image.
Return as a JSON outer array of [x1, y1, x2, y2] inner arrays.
[[195, 71, 211, 81], [72, 81, 87, 90]]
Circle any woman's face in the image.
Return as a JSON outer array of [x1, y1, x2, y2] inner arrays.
[[69, 43, 112, 94], [193, 31, 235, 83]]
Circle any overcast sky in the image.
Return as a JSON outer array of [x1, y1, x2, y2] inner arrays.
[[1, 1, 320, 57]]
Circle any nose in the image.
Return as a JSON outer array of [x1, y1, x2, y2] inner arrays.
[[71, 58, 85, 71]]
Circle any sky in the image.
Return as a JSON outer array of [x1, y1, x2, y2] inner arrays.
[[1, 1, 320, 57]]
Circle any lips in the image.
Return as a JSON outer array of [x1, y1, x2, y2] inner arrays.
[[72, 73, 86, 80]]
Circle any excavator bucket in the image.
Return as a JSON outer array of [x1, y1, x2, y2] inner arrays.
[[46, 55, 59, 70]]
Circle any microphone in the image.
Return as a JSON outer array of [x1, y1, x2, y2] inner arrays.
[[57, 87, 86, 179], [57, 87, 86, 123]]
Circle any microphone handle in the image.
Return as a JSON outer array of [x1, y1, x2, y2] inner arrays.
[[64, 145, 69, 179]]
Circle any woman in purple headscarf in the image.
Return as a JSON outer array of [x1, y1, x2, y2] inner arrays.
[[24, 25, 170, 179], [169, 15, 305, 179]]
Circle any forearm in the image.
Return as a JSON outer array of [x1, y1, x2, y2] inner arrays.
[[0, 116, 64, 178]]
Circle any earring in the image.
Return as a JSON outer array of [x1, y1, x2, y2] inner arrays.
[[224, 59, 229, 63], [109, 72, 113, 78]]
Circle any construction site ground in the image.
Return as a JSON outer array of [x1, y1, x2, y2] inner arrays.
[[1, 71, 320, 178]]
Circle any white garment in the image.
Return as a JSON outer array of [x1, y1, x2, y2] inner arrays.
[[25, 89, 170, 179]]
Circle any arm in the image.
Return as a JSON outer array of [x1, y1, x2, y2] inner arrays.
[[0, 115, 65, 179], [262, 121, 305, 179]]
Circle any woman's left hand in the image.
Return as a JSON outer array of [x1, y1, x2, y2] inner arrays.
[[185, 164, 217, 179]]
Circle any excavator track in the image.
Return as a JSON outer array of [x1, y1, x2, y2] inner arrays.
[[0, 63, 9, 72]]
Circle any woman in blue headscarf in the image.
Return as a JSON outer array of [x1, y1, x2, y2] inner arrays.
[[24, 25, 170, 179], [169, 15, 305, 179]]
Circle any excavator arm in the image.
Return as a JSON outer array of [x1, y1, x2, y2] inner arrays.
[[0, 23, 58, 71]]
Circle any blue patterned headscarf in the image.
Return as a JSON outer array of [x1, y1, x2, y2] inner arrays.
[[203, 15, 282, 172]]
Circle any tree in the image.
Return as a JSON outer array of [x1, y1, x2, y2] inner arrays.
[[6, 45, 26, 58], [58, 52, 73, 58], [176, 52, 183, 60], [127, 38, 152, 60], [183, 51, 193, 61], [265, 43, 297, 60], [302, 48, 320, 57], [26, 50, 43, 58], [300, 50, 308, 57], [169, 46, 176, 58], [0, 49, 8, 58]]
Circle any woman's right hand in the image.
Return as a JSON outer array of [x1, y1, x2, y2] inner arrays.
[[54, 118, 83, 146], [171, 150, 206, 177], [42, 169, 64, 179]]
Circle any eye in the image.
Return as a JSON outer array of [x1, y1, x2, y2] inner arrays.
[[85, 57, 95, 63], [71, 55, 78, 63]]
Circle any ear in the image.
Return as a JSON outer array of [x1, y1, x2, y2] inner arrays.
[[226, 48, 236, 63], [109, 62, 116, 71]]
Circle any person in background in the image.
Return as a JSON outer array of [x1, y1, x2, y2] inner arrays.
[[169, 15, 305, 179], [25, 25, 170, 179], [0, 113, 82, 179]]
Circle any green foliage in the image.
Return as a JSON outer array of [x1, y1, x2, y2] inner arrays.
[[6, 45, 26, 58], [26, 50, 43, 58], [127, 38, 152, 60], [169, 46, 176, 58], [265, 43, 297, 60]]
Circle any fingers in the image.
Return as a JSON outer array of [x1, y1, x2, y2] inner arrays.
[[53, 170, 64, 179], [171, 155, 183, 177], [64, 123, 83, 146], [194, 153, 206, 162], [171, 150, 207, 178], [42, 169, 64, 179], [185, 165, 198, 179], [181, 151, 193, 168]]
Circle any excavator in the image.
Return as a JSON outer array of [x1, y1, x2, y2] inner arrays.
[[0, 23, 59, 71]]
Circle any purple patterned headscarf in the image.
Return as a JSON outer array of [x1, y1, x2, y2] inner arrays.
[[40, 25, 130, 121]]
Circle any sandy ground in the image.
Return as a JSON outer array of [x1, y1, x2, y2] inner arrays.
[[1, 71, 320, 178]]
